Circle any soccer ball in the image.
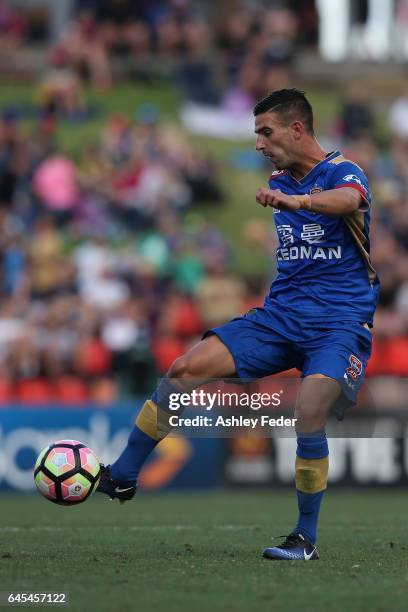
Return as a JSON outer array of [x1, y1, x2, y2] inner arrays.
[[34, 440, 101, 505]]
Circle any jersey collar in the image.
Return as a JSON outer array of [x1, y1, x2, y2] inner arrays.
[[288, 150, 340, 184]]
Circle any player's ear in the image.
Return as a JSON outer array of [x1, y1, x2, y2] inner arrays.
[[290, 120, 304, 140]]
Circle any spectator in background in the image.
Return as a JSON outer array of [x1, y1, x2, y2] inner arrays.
[[215, 5, 254, 87], [394, 0, 408, 60], [0, 1, 26, 51], [290, 0, 318, 47], [338, 85, 375, 140], [95, 0, 151, 62], [0, 107, 25, 208], [196, 256, 247, 328], [37, 61, 85, 118], [33, 154, 79, 221], [2, 232, 25, 296], [261, 6, 298, 65], [156, 0, 208, 57], [53, 9, 111, 89], [28, 216, 64, 299]]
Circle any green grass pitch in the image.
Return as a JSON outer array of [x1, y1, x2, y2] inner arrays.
[[1, 490, 407, 611]]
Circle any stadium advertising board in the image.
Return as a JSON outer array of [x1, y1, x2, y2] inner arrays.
[[1, 405, 408, 491], [0, 408, 222, 492]]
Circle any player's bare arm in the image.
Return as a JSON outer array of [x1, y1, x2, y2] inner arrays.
[[256, 186, 362, 215]]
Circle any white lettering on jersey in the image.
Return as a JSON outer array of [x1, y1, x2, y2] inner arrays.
[[277, 246, 342, 261], [300, 223, 325, 244], [276, 225, 294, 246]]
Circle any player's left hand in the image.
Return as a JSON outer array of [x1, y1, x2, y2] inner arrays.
[[256, 188, 301, 211]]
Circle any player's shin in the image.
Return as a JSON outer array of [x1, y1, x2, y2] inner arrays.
[[109, 378, 180, 484], [293, 431, 329, 545]]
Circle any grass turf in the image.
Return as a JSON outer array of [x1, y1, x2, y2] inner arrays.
[[1, 490, 407, 611]]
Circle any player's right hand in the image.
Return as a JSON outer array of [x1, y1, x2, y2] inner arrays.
[[256, 187, 278, 207], [256, 188, 301, 211]]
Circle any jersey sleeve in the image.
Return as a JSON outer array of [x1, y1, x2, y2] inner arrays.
[[327, 161, 371, 211], [268, 170, 290, 191]]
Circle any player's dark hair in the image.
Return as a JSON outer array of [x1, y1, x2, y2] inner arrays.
[[253, 89, 314, 134]]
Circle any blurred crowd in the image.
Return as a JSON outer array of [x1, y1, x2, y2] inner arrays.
[[0, 0, 318, 109], [0, 0, 407, 406], [0, 101, 251, 404], [51, 0, 316, 97]]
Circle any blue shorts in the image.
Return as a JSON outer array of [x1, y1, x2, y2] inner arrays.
[[204, 307, 372, 407]]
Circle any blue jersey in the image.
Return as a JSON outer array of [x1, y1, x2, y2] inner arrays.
[[265, 150, 380, 326]]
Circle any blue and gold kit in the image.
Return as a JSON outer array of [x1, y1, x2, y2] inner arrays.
[[206, 151, 379, 405], [266, 150, 379, 326]]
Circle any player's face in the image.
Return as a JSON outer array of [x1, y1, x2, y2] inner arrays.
[[255, 112, 298, 170]]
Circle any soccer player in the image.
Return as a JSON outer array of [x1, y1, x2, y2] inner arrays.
[[97, 89, 379, 560]]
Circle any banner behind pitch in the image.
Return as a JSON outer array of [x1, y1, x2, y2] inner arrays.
[[1, 407, 408, 491], [0, 407, 223, 492]]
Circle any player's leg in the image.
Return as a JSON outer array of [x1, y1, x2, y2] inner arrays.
[[263, 373, 340, 560], [293, 375, 339, 543], [263, 323, 372, 560], [97, 334, 236, 500], [291, 325, 372, 547], [98, 308, 296, 501]]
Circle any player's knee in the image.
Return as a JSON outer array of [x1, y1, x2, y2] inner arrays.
[[167, 337, 218, 380], [167, 354, 201, 380], [295, 403, 327, 429], [168, 356, 189, 379]]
